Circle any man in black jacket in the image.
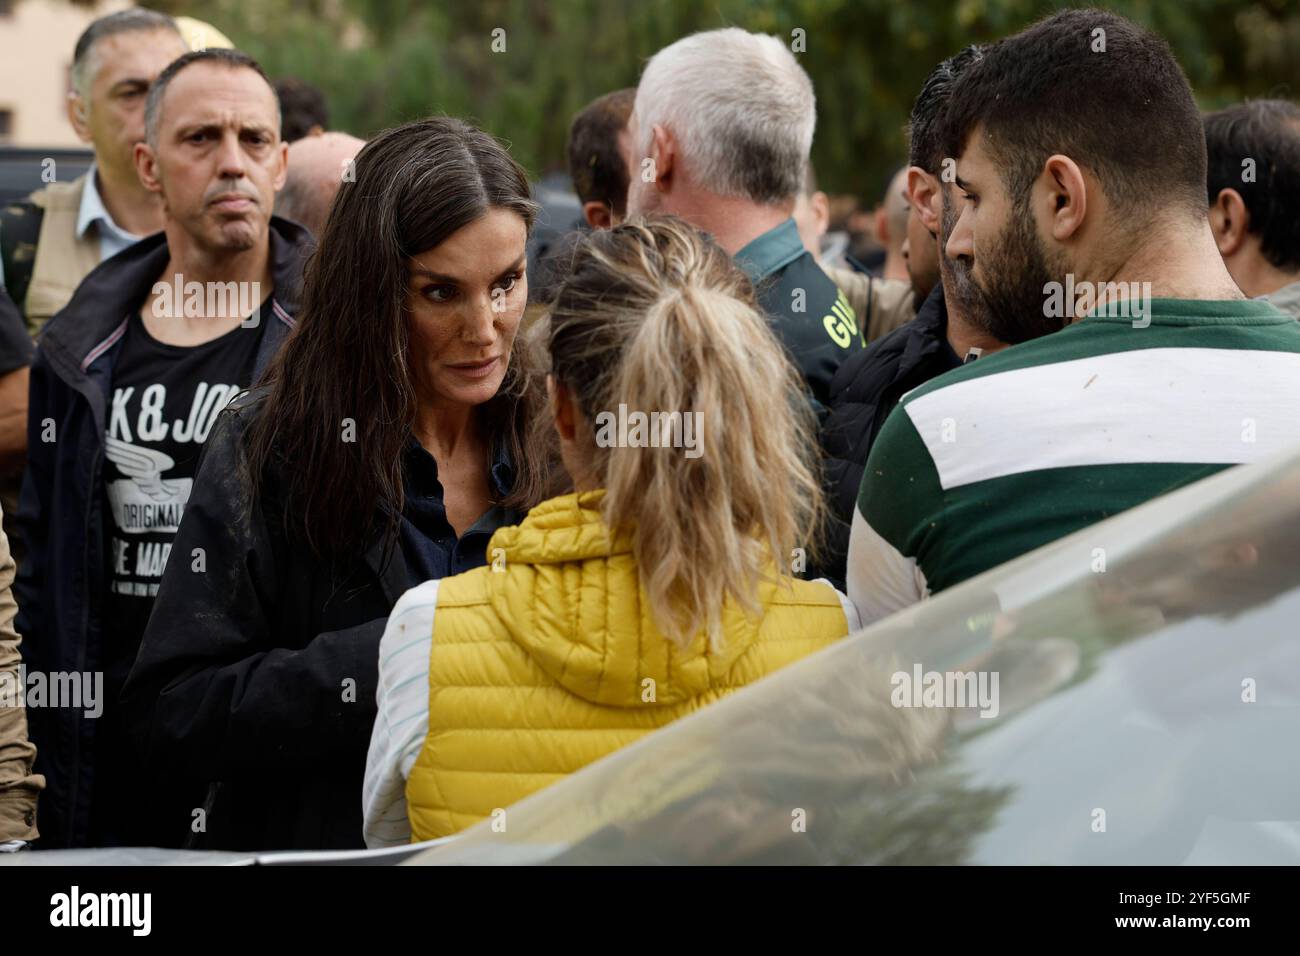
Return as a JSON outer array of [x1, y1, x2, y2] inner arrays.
[[15, 48, 304, 848], [819, 47, 1008, 587]]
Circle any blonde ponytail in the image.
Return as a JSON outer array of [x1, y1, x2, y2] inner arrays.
[[547, 216, 824, 649]]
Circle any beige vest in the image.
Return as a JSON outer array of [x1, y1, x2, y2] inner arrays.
[[23, 176, 102, 337], [824, 265, 915, 345]]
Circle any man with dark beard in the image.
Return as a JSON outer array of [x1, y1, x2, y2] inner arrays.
[[817, 45, 1005, 587], [847, 9, 1300, 626]]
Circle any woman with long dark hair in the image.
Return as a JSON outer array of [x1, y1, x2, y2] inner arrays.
[[123, 117, 556, 851]]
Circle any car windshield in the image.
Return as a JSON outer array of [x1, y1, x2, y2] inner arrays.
[[409, 448, 1300, 865]]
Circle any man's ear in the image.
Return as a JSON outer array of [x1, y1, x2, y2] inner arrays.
[[873, 204, 889, 245], [906, 166, 941, 234], [649, 124, 675, 195], [134, 142, 163, 195], [272, 140, 289, 193], [810, 190, 830, 236], [67, 92, 92, 143], [1208, 188, 1249, 257], [1041, 154, 1088, 242], [548, 374, 577, 442], [582, 200, 613, 231]]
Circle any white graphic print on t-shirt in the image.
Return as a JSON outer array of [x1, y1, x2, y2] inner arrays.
[[105, 381, 243, 597]]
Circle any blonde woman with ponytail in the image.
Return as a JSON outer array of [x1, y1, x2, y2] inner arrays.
[[363, 216, 858, 846]]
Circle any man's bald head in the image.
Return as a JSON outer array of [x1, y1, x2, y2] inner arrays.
[[275, 131, 365, 236], [874, 166, 911, 282], [880, 167, 910, 251]]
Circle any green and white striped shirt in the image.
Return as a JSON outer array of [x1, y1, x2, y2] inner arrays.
[[848, 298, 1300, 625]]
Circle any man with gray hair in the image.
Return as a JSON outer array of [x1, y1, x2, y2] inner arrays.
[[0, 8, 189, 334], [627, 27, 864, 410]]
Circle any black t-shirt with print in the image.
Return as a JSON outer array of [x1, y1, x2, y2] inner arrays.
[[92, 302, 266, 847], [101, 306, 266, 676]]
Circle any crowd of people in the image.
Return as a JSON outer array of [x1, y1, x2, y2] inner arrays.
[[0, 5, 1298, 853]]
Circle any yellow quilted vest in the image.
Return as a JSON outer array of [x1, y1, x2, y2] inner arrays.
[[406, 491, 849, 841]]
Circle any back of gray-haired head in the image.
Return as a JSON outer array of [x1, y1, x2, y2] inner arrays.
[[634, 28, 816, 205], [71, 8, 181, 102]]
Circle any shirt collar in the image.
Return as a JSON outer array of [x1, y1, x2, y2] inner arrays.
[[488, 441, 515, 498], [1261, 279, 1300, 315], [404, 434, 516, 499], [76, 165, 143, 244], [733, 217, 806, 282]]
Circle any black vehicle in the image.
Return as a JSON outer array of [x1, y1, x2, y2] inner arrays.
[[0, 147, 93, 206]]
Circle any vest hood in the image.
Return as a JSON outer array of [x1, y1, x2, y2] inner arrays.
[[485, 491, 769, 707]]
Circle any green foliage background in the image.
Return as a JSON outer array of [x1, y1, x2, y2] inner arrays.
[[152, 0, 1300, 202]]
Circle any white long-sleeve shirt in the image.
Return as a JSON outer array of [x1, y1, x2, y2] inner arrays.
[[362, 580, 442, 848]]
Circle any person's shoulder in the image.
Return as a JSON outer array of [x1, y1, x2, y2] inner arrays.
[[385, 579, 443, 641], [764, 249, 840, 301], [204, 386, 271, 455], [862, 312, 919, 359], [827, 317, 914, 405], [270, 214, 314, 257], [897, 323, 1094, 409], [227, 384, 270, 415], [796, 251, 844, 295], [822, 263, 869, 297], [1260, 281, 1300, 320], [432, 566, 493, 608], [780, 574, 849, 609], [27, 174, 86, 211], [188, 388, 283, 515]]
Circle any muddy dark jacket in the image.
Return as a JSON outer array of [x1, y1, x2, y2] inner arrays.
[[14, 217, 310, 848], [120, 389, 518, 852], [817, 284, 960, 587]]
